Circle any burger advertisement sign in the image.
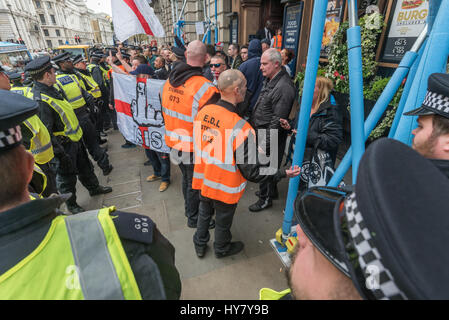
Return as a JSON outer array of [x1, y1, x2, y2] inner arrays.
[[381, 0, 428, 63]]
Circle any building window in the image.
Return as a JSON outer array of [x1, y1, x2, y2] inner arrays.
[[39, 14, 46, 24], [59, 40, 63, 45], [56, 29, 60, 37], [35, 0, 41, 8], [43, 29, 49, 36], [46, 40, 52, 48], [34, 24, 39, 31], [47, 1, 52, 9], [51, 15, 56, 25]]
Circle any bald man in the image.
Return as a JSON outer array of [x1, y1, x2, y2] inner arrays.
[[161, 40, 220, 229], [192, 69, 300, 258]]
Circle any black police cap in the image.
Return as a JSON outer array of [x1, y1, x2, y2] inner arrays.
[[0, 89, 38, 153], [25, 56, 53, 75], [7, 72, 22, 82], [404, 73, 449, 120], [72, 54, 85, 65], [52, 51, 72, 64], [295, 138, 449, 299]]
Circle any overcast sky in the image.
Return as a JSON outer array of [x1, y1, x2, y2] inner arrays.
[[86, 0, 112, 16]]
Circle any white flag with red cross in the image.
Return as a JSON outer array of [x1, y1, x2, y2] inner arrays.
[[113, 73, 169, 153], [111, 0, 165, 42]]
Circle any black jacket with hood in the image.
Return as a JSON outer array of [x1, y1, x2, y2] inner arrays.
[[239, 39, 264, 111]]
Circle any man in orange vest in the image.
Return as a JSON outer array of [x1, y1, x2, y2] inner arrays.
[[191, 69, 300, 258], [271, 28, 282, 52], [161, 40, 220, 229]]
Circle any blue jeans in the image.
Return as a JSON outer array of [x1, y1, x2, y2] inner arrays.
[[145, 149, 171, 182]]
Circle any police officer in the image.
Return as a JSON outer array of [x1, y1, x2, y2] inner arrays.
[[72, 54, 106, 143], [161, 40, 220, 229], [88, 52, 112, 133], [0, 65, 57, 197], [404, 73, 449, 178], [25, 56, 112, 214], [192, 69, 300, 258], [52, 52, 113, 176], [0, 90, 181, 299]]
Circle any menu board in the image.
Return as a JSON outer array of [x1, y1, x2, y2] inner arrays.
[[230, 17, 238, 44], [281, 2, 304, 75], [380, 0, 428, 63], [321, 0, 346, 58]]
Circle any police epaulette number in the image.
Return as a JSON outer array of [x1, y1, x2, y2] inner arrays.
[[111, 211, 155, 245]]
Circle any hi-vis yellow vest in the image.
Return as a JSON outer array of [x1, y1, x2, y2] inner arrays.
[[10, 87, 54, 164], [40, 92, 83, 142], [22, 115, 54, 164], [0, 207, 142, 300], [88, 64, 109, 87], [77, 72, 101, 98], [10, 86, 32, 98], [31, 164, 47, 199], [55, 74, 86, 109]]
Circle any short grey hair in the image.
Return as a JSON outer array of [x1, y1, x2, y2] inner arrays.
[[264, 48, 282, 66]]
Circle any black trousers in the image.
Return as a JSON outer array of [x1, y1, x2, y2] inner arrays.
[[77, 108, 110, 171], [258, 129, 287, 200], [178, 160, 199, 224], [193, 195, 238, 254], [39, 161, 57, 197], [55, 140, 99, 205]]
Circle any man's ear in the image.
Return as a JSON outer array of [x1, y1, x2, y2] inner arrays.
[[24, 149, 35, 185], [440, 133, 449, 153]]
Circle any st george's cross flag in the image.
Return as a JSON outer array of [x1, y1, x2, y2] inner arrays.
[[111, 0, 165, 41], [113, 73, 170, 154]]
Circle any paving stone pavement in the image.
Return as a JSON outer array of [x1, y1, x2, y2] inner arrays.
[[73, 130, 305, 300]]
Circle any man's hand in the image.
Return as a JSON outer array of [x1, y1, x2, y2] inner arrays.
[[280, 118, 291, 130], [286, 165, 301, 178], [106, 50, 113, 65], [116, 50, 123, 61], [109, 103, 114, 110]]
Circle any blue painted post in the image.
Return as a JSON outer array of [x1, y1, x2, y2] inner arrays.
[[346, 0, 364, 184], [394, 1, 449, 145], [281, 0, 328, 236], [327, 28, 428, 187], [215, 0, 218, 45], [389, 39, 427, 138]]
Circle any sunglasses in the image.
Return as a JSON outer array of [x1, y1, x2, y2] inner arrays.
[[210, 63, 223, 68]]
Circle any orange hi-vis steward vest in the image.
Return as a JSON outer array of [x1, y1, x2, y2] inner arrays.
[[192, 104, 256, 204], [273, 35, 282, 51], [161, 76, 218, 152]]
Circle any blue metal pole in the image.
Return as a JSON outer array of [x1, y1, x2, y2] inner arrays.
[[389, 39, 427, 138], [281, 0, 327, 236], [327, 27, 428, 187], [214, 0, 218, 44], [347, 0, 364, 184], [394, 1, 449, 145], [327, 51, 418, 187]]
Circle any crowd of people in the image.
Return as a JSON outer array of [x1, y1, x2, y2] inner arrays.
[[1, 27, 449, 301]]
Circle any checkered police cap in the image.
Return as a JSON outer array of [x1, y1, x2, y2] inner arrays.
[[343, 193, 407, 300], [404, 73, 449, 119], [0, 125, 22, 150]]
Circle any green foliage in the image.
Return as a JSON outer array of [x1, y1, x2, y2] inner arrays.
[[365, 77, 405, 140], [324, 12, 385, 93], [294, 66, 326, 97]]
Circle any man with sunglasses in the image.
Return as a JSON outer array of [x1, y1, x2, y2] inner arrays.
[[210, 55, 228, 86]]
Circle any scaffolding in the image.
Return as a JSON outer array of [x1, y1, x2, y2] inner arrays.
[[170, 0, 218, 46]]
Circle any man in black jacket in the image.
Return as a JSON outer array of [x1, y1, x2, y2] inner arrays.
[[0, 90, 181, 299], [249, 48, 296, 212]]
